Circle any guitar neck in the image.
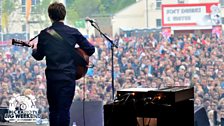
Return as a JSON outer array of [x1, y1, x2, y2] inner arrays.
[[12, 39, 31, 47]]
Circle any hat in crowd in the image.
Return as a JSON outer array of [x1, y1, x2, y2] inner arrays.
[[188, 46, 193, 51], [36, 75, 42, 80], [195, 67, 200, 71], [169, 52, 176, 57], [193, 74, 199, 79], [179, 65, 186, 70]]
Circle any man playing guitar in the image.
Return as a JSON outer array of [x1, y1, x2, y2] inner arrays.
[[29, 2, 95, 126]]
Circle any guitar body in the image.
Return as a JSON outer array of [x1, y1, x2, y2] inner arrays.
[[74, 48, 89, 80]]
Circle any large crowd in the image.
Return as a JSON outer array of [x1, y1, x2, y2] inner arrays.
[[0, 31, 224, 125]]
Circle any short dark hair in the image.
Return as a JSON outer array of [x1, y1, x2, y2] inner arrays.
[[48, 2, 66, 22]]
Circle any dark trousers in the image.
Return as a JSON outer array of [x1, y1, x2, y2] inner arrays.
[[47, 79, 75, 126]]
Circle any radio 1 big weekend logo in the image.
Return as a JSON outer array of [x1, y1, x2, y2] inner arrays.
[[4, 94, 39, 122]]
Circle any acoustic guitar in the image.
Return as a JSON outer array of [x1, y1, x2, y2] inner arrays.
[[11, 39, 89, 80]]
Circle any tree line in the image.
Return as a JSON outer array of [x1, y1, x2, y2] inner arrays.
[[1, 0, 135, 32]]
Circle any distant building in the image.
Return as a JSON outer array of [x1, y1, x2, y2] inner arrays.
[[1, 0, 224, 40], [112, 0, 224, 36], [0, 0, 47, 41]]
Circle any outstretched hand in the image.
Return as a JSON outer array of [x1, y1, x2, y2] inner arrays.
[[29, 41, 38, 49]]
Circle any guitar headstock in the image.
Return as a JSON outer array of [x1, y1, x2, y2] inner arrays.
[[12, 39, 30, 47]]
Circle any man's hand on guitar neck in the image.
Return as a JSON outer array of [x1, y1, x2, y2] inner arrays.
[[29, 41, 38, 49]]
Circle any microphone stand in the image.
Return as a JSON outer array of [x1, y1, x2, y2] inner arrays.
[[88, 21, 118, 100]]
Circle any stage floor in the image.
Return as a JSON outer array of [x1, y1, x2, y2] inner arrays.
[[0, 123, 34, 126], [0, 122, 48, 126]]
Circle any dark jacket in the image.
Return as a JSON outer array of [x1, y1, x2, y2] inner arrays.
[[32, 22, 95, 80]]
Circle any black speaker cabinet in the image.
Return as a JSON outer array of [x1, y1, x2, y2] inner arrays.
[[156, 99, 194, 126], [69, 101, 103, 126], [104, 102, 137, 126], [0, 107, 8, 122], [194, 106, 210, 126]]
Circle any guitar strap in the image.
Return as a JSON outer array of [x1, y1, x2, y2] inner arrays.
[[46, 28, 88, 66]]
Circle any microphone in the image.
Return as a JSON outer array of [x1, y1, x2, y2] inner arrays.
[[85, 17, 95, 23]]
